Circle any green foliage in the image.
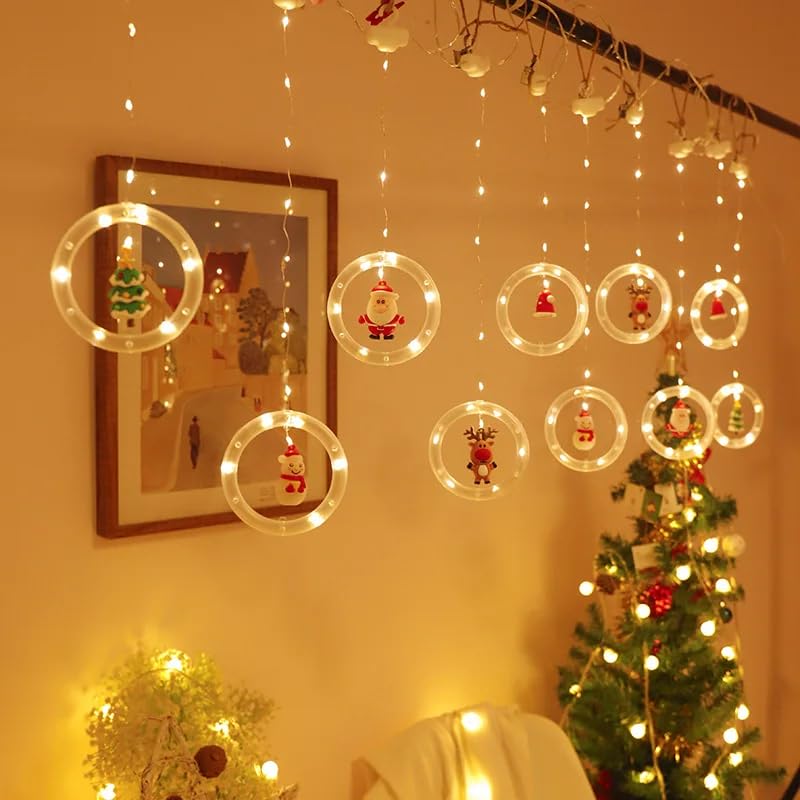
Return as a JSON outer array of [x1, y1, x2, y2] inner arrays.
[[557, 372, 784, 799], [85, 647, 295, 800], [238, 288, 276, 348]]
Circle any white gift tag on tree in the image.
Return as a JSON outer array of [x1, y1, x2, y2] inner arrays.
[[654, 483, 683, 515], [632, 543, 660, 572]]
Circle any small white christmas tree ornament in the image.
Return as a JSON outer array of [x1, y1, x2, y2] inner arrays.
[[572, 95, 605, 119], [668, 137, 695, 158], [625, 100, 645, 126]]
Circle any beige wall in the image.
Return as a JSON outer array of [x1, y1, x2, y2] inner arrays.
[[2, 1, 798, 798]]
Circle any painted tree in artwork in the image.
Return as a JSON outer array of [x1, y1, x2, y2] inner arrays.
[[237, 287, 276, 374], [109, 235, 151, 327], [557, 371, 784, 800]]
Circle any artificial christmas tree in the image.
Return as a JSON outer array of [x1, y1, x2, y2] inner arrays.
[[557, 371, 783, 800]]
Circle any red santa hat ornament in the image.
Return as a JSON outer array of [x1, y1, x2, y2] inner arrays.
[[710, 294, 727, 320], [371, 279, 398, 296], [283, 443, 301, 458], [534, 289, 556, 317]]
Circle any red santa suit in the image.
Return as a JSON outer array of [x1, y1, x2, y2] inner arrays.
[[358, 279, 405, 339]]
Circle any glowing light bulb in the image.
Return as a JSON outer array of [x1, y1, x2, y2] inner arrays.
[[634, 168, 642, 180], [676, 162, 685, 174], [578, 581, 595, 597], [212, 719, 231, 738], [568, 683, 582, 696], [638, 769, 655, 784], [704, 773, 719, 790], [542, 195, 549, 206], [645, 655, 660, 671], [461, 711, 484, 732], [729, 751, 743, 767], [124, 98, 133, 112], [635, 603, 652, 620], [126, 168, 135, 184], [721, 645, 737, 661], [281, 12, 289, 28], [703, 537, 720, 554], [261, 760, 279, 779], [700, 620, 717, 637], [467, 777, 492, 800], [629, 721, 647, 740], [683, 507, 697, 523], [716, 195, 724, 205], [723, 727, 739, 744], [603, 648, 619, 664], [736, 703, 750, 720], [675, 564, 692, 582], [98, 785, 116, 800], [715, 578, 732, 593]]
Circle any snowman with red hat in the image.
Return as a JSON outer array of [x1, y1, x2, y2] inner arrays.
[[573, 406, 596, 451], [358, 279, 405, 340], [278, 442, 306, 504], [665, 398, 693, 438]]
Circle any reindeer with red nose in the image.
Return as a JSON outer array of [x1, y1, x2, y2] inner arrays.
[[464, 426, 498, 485], [627, 277, 653, 332]]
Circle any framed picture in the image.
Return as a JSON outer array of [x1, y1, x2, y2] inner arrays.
[[94, 155, 338, 538]]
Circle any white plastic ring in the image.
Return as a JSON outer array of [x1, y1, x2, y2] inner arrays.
[[544, 385, 628, 472], [496, 262, 589, 356], [50, 202, 204, 353], [327, 251, 441, 366], [220, 410, 348, 536], [595, 262, 673, 344], [690, 279, 749, 350], [641, 384, 714, 461], [711, 382, 764, 449], [428, 400, 530, 501]]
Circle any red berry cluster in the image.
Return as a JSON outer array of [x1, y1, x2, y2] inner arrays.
[[639, 582, 675, 618]]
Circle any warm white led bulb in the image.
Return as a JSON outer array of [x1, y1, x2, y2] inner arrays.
[[644, 655, 660, 671], [603, 648, 619, 664], [638, 769, 655, 784], [261, 760, 279, 780], [703, 537, 720, 554], [461, 711, 484, 732], [675, 564, 692, 582], [635, 603, 652, 620], [723, 727, 739, 744], [715, 578, 732, 593], [568, 683, 582, 696], [736, 703, 750, 720], [700, 620, 717, 637], [721, 645, 737, 661], [578, 581, 595, 597], [704, 773, 719, 790], [729, 751, 743, 767], [628, 721, 647, 740]]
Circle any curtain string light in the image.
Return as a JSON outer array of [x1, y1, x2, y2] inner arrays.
[[675, 158, 687, 362], [474, 85, 487, 398], [540, 103, 550, 260], [123, 0, 137, 188], [378, 56, 390, 272], [279, 9, 296, 417], [580, 116, 592, 391], [632, 124, 643, 260]]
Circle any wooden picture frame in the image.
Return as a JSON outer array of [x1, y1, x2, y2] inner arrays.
[[94, 155, 338, 538]]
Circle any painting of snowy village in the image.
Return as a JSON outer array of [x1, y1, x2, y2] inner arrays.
[[137, 204, 312, 494]]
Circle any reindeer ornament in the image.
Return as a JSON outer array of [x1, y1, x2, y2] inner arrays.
[[627, 277, 653, 332], [464, 426, 498, 485]]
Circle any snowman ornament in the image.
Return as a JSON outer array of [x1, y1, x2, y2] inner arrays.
[[278, 443, 307, 504], [573, 407, 596, 451], [358, 279, 406, 340], [665, 398, 693, 439]]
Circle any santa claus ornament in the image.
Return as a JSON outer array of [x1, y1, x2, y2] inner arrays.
[[277, 443, 306, 506], [496, 262, 589, 356], [428, 400, 529, 501], [327, 251, 441, 366], [690, 278, 749, 350], [665, 398, 693, 438], [595, 263, 673, 345], [711, 381, 764, 449], [220, 410, 347, 536], [641, 384, 715, 461], [544, 386, 628, 472], [358, 279, 405, 340], [573, 406, 596, 451]]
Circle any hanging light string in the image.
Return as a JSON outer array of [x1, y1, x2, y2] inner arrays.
[[123, 0, 137, 189], [540, 103, 550, 260], [674, 156, 687, 372], [279, 9, 296, 417], [632, 124, 643, 260], [474, 85, 487, 398], [580, 116, 592, 392], [732, 168, 745, 287], [378, 55, 390, 273]]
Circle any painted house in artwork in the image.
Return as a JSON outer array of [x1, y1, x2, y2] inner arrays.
[[140, 249, 262, 412]]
